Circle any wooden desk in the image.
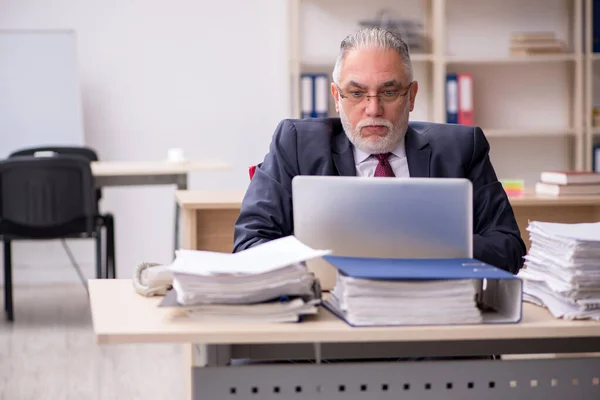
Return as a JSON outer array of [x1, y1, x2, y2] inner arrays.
[[90, 279, 600, 399], [175, 189, 600, 253], [91, 161, 230, 253], [91, 160, 229, 187], [176, 190, 244, 253], [92, 279, 600, 348], [92, 190, 600, 400]]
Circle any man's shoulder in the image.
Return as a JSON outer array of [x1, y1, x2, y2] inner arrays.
[[409, 121, 476, 140], [272, 117, 343, 148], [408, 121, 482, 150], [278, 117, 342, 135]]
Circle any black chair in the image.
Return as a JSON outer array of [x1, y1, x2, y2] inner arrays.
[[8, 146, 114, 281], [0, 155, 115, 321], [9, 145, 102, 201]]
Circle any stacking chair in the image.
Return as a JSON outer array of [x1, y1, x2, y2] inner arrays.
[[8, 146, 114, 280], [9, 145, 102, 202], [0, 155, 115, 321]]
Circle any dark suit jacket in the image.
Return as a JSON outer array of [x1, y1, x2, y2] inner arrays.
[[233, 118, 526, 274]]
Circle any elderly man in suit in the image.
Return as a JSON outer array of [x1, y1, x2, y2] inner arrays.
[[233, 27, 526, 274]]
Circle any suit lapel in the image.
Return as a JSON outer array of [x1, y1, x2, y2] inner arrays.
[[331, 129, 356, 177], [405, 126, 431, 177]]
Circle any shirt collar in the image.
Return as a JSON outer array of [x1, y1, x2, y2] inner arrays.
[[353, 139, 407, 165]]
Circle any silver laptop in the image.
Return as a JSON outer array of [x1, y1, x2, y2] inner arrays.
[[292, 176, 473, 290]]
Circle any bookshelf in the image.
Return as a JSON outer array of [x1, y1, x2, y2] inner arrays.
[[585, 0, 599, 171], [288, 0, 592, 187]]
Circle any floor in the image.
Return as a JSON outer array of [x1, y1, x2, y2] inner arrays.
[[0, 283, 183, 400]]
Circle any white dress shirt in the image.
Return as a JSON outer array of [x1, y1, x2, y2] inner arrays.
[[353, 141, 410, 178]]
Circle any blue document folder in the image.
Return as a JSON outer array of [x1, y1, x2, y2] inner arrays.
[[322, 256, 523, 326], [322, 256, 518, 281]]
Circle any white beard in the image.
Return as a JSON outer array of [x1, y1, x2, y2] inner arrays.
[[339, 103, 409, 155]]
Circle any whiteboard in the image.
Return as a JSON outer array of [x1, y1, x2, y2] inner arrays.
[[0, 30, 84, 159]]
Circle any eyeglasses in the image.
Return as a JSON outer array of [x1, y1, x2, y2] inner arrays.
[[336, 82, 414, 105]]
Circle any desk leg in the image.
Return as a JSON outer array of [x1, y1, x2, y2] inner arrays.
[[185, 344, 232, 400], [175, 174, 188, 253], [184, 344, 194, 400]]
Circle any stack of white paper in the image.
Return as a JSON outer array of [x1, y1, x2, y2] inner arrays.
[[168, 297, 321, 323], [327, 275, 483, 326], [518, 221, 600, 321], [162, 236, 331, 322]]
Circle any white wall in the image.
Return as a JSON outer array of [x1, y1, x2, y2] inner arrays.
[[0, 0, 291, 284]]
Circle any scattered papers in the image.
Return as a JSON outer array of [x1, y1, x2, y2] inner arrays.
[[169, 235, 331, 276], [160, 236, 329, 323], [518, 221, 600, 321]]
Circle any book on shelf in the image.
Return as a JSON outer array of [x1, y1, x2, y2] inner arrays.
[[300, 73, 328, 119], [540, 171, 600, 185], [535, 170, 600, 196], [446, 73, 473, 125], [594, 145, 600, 173], [509, 31, 566, 56], [511, 32, 557, 42], [535, 182, 600, 196]]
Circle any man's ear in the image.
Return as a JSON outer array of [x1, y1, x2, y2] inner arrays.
[[409, 81, 419, 112], [331, 82, 340, 113]]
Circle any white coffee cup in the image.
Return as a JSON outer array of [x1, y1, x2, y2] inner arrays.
[[167, 148, 186, 163]]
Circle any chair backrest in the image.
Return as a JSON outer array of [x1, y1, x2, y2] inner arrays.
[[9, 146, 99, 162], [248, 163, 263, 180], [0, 156, 96, 235], [10, 145, 102, 201]]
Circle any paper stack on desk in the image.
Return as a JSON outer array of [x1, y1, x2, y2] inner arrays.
[[328, 274, 483, 326], [322, 256, 523, 326], [518, 221, 600, 321], [158, 236, 331, 322]]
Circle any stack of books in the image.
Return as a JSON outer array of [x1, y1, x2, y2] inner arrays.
[[159, 236, 330, 322], [322, 256, 522, 327], [509, 32, 566, 56], [518, 221, 600, 321], [535, 170, 600, 196]]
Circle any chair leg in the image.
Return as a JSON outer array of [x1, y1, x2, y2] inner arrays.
[[4, 239, 14, 322], [105, 214, 116, 279], [95, 225, 103, 279]]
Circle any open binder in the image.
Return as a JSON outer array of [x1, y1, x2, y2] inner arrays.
[[322, 256, 523, 327]]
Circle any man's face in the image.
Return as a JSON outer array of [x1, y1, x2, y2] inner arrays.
[[331, 47, 418, 154]]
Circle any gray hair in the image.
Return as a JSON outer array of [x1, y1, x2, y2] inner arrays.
[[332, 27, 413, 85]]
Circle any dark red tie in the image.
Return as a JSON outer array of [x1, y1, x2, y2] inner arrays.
[[374, 153, 395, 177]]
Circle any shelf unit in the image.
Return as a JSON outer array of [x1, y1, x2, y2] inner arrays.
[[288, 0, 593, 187], [585, 0, 599, 171]]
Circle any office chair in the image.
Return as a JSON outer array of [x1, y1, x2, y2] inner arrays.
[[9, 145, 102, 200], [8, 146, 114, 280], [0, 155, 115, 321], [249, 163, 263, 180]]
